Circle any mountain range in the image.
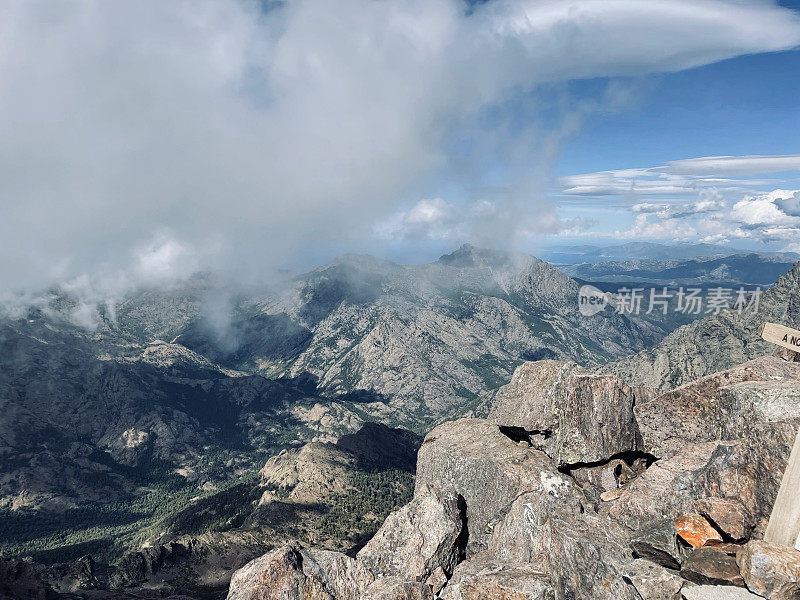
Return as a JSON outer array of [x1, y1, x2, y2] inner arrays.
[[1, 246, 799, 599], [540, 241, 798, 264], [0, 244, 670, 565], [562, 252, 799, 286]]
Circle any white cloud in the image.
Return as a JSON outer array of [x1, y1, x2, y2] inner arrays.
[[784, 242, 800, 253], [405, 198, 455, 226], [775, 192, 800, 217], [378, 198, 461, 240], [731, 190, 800, 226], [561, 154, 800, 197], [614, 187, 800, 248], [666, 154, 800, 176], [134, 235, 199, 283], [1, 1, 800, 296], [632, 203, 669, 214], [617, 213, 699, 241]]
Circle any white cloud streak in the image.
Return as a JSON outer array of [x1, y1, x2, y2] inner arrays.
[[562, 154, 800, 197]]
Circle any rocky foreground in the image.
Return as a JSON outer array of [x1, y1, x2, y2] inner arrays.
[[224, 356, 800, 600]]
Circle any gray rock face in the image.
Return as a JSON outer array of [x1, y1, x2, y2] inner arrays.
[[634, 357, 800, 460], [694, 497, 750, 542], [602, 440, 774, 534], [226, 545, 309, 600], [737, 541, 800, 600], [488, 493, 639, 600], [439, 555, 554, 600], [680, 548, 745, 587], [414, 418, 586, 554], [226, 544, 375, 600], [489, 360, 648, 465], [630, 519, 688, 570], [682, 585, 764, 600], [361, 577, 433, 600], [623, 559, 685, 600], [356, 490, 465, 582]]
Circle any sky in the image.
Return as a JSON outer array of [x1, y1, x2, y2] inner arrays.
[[1, 0, 799, 306]]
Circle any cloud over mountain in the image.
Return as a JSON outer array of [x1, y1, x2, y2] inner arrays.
[[1, 0, 800, 297]]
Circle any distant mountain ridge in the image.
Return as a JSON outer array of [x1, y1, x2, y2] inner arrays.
[[562, 252, 799, 286], [541, 241, 797, 264]]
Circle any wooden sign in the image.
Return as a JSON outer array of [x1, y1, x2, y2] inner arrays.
[[765, 431, 800, 550], [761, 322, 800, 549], [760, 322, 800, 354]]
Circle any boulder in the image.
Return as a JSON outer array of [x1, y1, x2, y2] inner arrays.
[[631, 519, 687, 570], [360, 577, 433, 600], [487, 493, 638, 600], [681, 585, 764, 599], [356, 489, 465, 582], [737, 540, 800, 600], [226, 544, 373, 600], [623, 559, 685, 600], [694, 498, 750, 542], [680, 548, 745, 587], [414, 418, 587, 554], [603, 440, 775, 534], [300, 550, 375, 600], [634, 358, 800, 459], [439, 554, 554, 600], [489, 360, 647, 465], [226, 545, 308, 600]]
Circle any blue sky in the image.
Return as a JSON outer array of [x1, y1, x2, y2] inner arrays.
[[560, 50, 800, 175], [547, 45, 800, 250]]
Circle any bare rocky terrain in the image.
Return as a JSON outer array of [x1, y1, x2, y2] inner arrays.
[[221, 355, 800, 600]]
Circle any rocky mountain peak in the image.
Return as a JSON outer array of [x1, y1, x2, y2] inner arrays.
[[436, 243, 530, 269]]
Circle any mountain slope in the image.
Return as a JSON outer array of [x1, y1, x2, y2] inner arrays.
[[602, 261, 800, 389], [176, 245, 665, 427]]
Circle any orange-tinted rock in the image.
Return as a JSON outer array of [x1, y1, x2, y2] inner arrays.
[[675, 514, 723, 548]]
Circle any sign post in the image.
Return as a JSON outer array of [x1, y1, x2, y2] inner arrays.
[[759, 322, 800, 356], [760, 323, 800, 549]]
